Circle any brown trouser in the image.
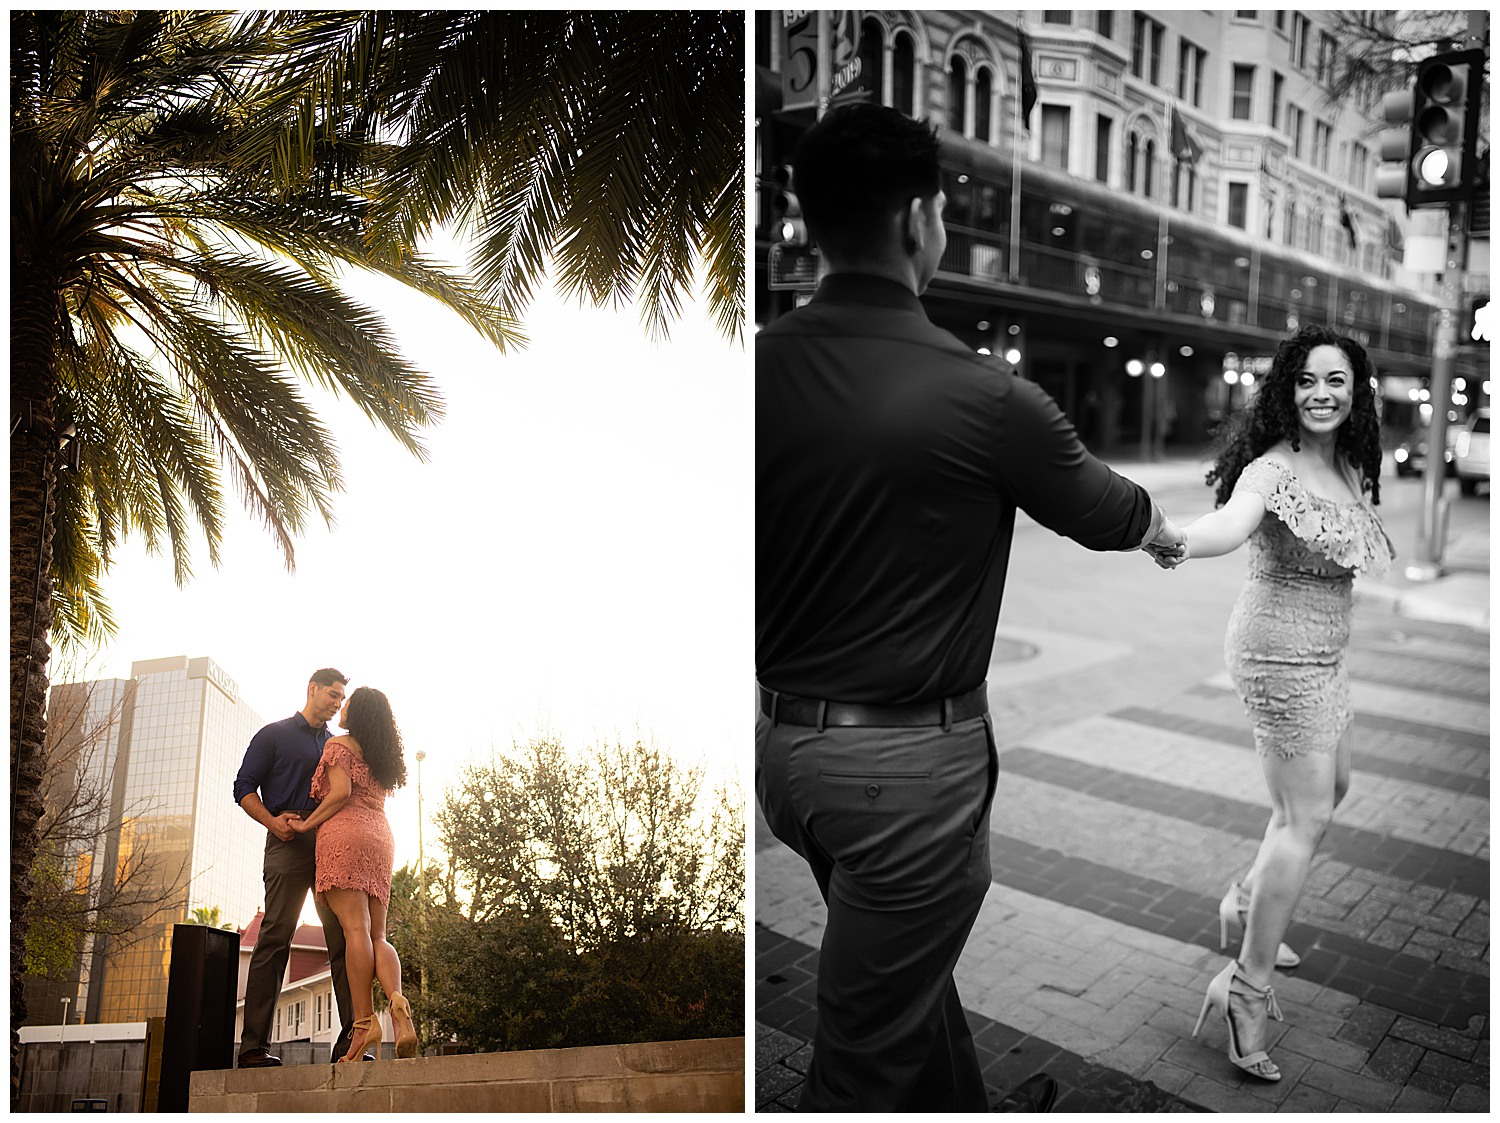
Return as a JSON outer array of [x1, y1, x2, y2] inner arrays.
[[756, 710, 999, 1111], [239, 828, 354, 1061]]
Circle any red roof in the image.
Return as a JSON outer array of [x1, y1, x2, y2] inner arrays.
[[237, 911, 332, 984]]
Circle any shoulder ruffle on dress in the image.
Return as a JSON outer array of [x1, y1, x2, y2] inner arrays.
[[1234, 457, 1395, 579]]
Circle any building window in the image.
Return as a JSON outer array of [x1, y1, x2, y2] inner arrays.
[[1043, 11, 1071, 24], [947, 55, 967, 132], [893, 32, 916, 118], [1287, 104, 1305, 159], [1174, 163, 1197, 212], [859, 17, 884, 110], [315, 993, 324, 1033], [1227, 183, 1249, 230], [1131, 14, 1164, 85], [1274, 11, 1288, 33], [975, 65, 993, 143], [1349, 142, 1370, 192], [1095, 115, 1112, 183], [1177, 41, 1206, 107], [1234, 10, 1258, 20], [1142, 138, 1156, 198], [1284, 199, 1298, 245], [1271, 72, 1285, 130], [1291, 14, 1310, 69], [1126, 131, 1139, 192], [1313, 120, 1332, 171], [1308, 207, 1324, 254], [1040, 105, 1071, 171], [1097, 11, 1114, 40], [1231, 65, 1254, 120], [1316, 32, 1337, 86]]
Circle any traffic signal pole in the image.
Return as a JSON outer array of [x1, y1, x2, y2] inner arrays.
[[1409, 200, 1470, 580], [1408, 12, 1488, 580]]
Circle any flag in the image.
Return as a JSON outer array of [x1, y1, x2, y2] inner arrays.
[[1169, 104, 1203, 167], [1018, 26, 1037, 133], [1339, 193, 1358, 251]]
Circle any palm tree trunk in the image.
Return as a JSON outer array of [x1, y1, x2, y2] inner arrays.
[[10, 247, 64, 1106]]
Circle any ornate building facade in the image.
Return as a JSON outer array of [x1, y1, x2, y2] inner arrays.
[[756, 10, 1484, 453]]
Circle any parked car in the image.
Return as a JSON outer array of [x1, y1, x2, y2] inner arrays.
[[1392, 424, 1458, 478], [1455, 408, 1490, 495]]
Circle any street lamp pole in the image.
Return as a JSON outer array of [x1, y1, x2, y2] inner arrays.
[[415, 750, 427, 1000]]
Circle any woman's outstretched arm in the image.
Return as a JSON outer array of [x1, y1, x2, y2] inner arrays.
[[1182, 489, 1267, 560]]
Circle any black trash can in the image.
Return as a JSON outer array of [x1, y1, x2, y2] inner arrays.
[[157, 924, 238, 1111]]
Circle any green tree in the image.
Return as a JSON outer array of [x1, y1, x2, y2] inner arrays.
[[188, 906, 235, 930], [261, 11, 745, 343], [9, 10, 517, 1095], [411, 736, 744, 1051]]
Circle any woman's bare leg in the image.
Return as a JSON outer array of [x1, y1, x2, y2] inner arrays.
[[324, 888, 375, 1058]]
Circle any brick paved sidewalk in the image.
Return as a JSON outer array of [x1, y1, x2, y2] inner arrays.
[[754, 605, 1489, 1112]]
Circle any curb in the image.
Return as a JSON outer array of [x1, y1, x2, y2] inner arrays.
[[1355, 573, 1490, 633]]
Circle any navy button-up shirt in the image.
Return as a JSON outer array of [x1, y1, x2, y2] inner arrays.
[[232, 712, 332, 816]]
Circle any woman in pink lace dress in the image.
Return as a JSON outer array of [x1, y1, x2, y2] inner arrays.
[[1155, 326, 1393, 1083], [290, 686, 419, 1061]]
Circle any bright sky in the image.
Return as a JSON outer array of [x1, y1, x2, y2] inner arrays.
[[77, 247, 751, 916]]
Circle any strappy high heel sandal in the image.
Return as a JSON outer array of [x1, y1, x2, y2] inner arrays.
[[338, 1014, 382, 1062], [1219, 881, 1301, 968], [389, 993, 419, 1059], [1193, 959, 1283, 1081]]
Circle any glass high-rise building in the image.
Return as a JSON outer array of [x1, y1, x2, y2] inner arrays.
[[35, 656, 267, 1025]]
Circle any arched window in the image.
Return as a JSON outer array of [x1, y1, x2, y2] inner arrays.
[[1126, 132, 1140, 193], [1142, 138, 1156, 198], [859, 18, 884, 107], [948, 55, 968, 132], [893, 32, 916, 117], [1309, 207, 1324, 253], [974, 65, 993, 142], [1284, 199, 1298, 245]]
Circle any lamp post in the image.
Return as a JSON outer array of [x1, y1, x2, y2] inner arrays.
[[60, 997, 70, 1043], [415, 750, 427, 1000]]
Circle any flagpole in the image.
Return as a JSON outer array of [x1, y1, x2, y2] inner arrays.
[[1156, 98, 1170, 312], [1008, 27, 1023, 284]]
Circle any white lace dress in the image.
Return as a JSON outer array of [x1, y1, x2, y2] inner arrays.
[[1223, 457, 1396, 758]]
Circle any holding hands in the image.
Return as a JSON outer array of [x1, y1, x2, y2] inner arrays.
[[272, 810, 306, 840], [1145, 517, 1189, 570]]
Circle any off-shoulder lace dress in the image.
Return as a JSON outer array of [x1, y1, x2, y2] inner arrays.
[[1223, 457, 1395, 758], [310, 740, 394, 906]]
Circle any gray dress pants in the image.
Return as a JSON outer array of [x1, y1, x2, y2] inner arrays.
[[239, 828, 355, 1061], [756, 710, 999, 1111]]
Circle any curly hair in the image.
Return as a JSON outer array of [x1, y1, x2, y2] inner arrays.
[[342, 686, 407, 792], [1205, 324, 1383, 508]]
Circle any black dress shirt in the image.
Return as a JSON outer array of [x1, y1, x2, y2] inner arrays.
[[757, 273, 1156, 704]]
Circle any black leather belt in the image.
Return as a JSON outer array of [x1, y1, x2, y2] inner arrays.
[[759, 683, 988, 730]]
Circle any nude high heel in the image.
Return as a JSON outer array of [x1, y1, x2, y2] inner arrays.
[[1193, 959, 1283, 1081], [390, 993, 419, 1059], [1219, 881, 1301, 968], [338, 1014, 382, 1062]]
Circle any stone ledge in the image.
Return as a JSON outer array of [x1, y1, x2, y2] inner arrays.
[[189, 1037, 744, 1112]]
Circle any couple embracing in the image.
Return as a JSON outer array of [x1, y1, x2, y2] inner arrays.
[[233, 669, 418, 1067]]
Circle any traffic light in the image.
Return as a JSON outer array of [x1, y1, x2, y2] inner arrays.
[[1407, 48, 1484, 207], [770, 165, 806, 246], [1374, 87, 1415, 203]]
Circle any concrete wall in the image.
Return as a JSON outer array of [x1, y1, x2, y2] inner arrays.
[[16, 1039, 147, 1112], [190, 1036, 745, 1112]]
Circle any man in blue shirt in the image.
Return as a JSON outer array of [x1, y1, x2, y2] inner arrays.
[[233, 668, 357, 1067]]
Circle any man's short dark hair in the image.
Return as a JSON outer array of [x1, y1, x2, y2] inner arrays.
[[309, 668, 347, 688], [792, 102, 942, 260]]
